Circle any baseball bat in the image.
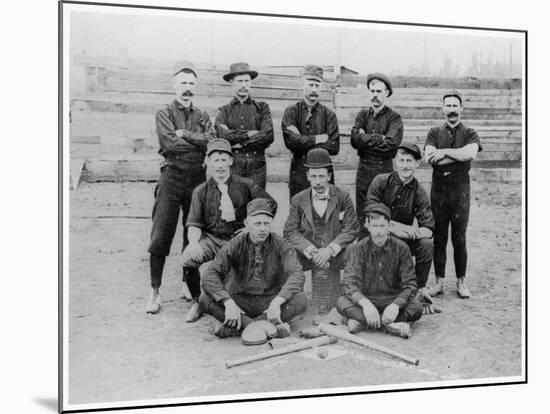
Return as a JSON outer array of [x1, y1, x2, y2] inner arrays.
[[226, 335, 337, 369], [319, 323, 419, 365]]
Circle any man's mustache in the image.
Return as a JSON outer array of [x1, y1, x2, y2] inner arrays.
[[181, 91, 194, 97], [447, 111, 459, 117], [309, 93, 319, 97]]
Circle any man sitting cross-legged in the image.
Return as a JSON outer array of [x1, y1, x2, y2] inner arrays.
[[200, 198, 308, 341], [336, 203, 423, 338]]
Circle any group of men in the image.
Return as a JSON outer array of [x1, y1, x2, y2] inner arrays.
[[145, 60, 482, 342]]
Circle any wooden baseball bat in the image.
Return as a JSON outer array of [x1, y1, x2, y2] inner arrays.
[[226, 335, 337, 369], [319, 323, 419, 365]]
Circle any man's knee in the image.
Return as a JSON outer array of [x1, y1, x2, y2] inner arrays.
[[198, 292, 214, 312], [336, 295, 353, 315], [287, 291, 308, 315], [404, 299, 423, 322]]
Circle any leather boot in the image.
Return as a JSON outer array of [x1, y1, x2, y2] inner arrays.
[[457, 277, 472, 298], [184, 300, 203, 322], [384, 322, 412, 339], [145, 288, 161, 314], [428, 277, 445, 297]]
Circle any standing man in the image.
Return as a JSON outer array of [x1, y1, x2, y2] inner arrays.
[[425, 90, 482, 299], [337, 203, 423, 338], [366, 143, 438, 314], [200, 198, 308, 339], [351, 73, 403, 231], [181, 138, 274, 322], [215, 62, 274, 189], [146, 61, 214, 315], [282, 64, 340, 199], [284, 148, 358, 317]]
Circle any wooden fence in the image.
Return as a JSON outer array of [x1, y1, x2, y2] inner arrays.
[[69, 55, 522, 185]]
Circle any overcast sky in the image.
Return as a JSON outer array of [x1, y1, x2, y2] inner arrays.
[[69, 8, 524, 77]]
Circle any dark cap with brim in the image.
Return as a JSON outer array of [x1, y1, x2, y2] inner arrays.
[[206, 138, 232, 157], [247, 198, 277, 218], [398, 142, 422, 160], [366, 72, 393, 97], [364, 203, 391, 221], [172, 61, 197, 77], [442, 89, 463, 104]]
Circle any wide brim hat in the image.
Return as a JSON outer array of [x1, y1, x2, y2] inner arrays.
[[223, 62, 258, 82], [303, 148, 333, 169], [367, 72, 393, 97]]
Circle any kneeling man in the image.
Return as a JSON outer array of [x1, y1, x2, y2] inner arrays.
[[337, 203, 422, 338], [200, 198, 308, 339]]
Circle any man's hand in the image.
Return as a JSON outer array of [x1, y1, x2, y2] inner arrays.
[[427, 149, 447, 163], [224, 299, 244, 329], [359, 299, 381, 329], [416, 287, 442, 315], [175, 129, 184, 138], [264, 296, 286, 325], [184, 242, 204, 263], [246, 130, 259, 138], [381, 303, 400, 325], [311, 247, 333, 268], [315, 134, 329, 144], [286, 125, 300, 134], [417, 227, 433, 239], [359, 128, 366, 134]]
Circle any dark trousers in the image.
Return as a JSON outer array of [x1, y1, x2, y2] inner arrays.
[[355, 158, 394, 231], [404, 238, 434, 289], [336, 295, 422, 324], [200, 291, 308, 326], [289, 154, 335, 199], [148, 164, 206, 289], [430, 174, 470, 279], [231, 150, 267, 189]]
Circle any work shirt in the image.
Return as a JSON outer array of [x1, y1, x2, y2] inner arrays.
[[214, 97, 274, 152], [341, 235, 417, 309], [425, 122, 483, 175], [202, 232, 305, 302], [155, 100, 215, 170], [186, 175, 273, 240], [282, 101, 340, 157], [350, 105, 403, 162], [366, 171, 434, 230]]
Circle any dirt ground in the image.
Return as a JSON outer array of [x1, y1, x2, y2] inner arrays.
[[67, 178, 523, 406]]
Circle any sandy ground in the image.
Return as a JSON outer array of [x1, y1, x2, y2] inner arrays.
[[67, 179, 523, 406]]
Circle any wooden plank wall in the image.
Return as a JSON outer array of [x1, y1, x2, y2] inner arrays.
[[70, 55, 523, 181]]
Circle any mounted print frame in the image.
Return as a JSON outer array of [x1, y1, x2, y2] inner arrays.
[[60, 0, 526, 412]]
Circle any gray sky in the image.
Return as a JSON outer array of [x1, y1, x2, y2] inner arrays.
[[70, 9, 523, 77]]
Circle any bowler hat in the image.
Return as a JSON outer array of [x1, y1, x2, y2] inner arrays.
[[301, 64, 324, 82], [304, 148, 332, 169], [367, 72, 393, 97], [398, 142, 422, 160], [223, 62, 258, 82], [247, 198, 277, 218], [172, 60, 197, 77], [442, 89, 463, 105], [206, 138, 232, 157], [364, 203, 391, 221]]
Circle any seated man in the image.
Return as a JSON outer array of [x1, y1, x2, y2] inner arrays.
[[366, 143, 438, 314], [200, 198, 308, 339], [283, 148, 358, 317], [337, 203, 423, 338], [181, 138, 273, 322]]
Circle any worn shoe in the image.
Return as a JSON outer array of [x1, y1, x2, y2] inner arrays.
[[214, 324, 240, 338], [184, 300, 203, 322], [276, 322, 292, 338], [178, 282, 193, 301], [457, 278, 472, 298], [384, 322, 412, 339], [241, 320, 278, 345], [428, 277, 445, 297], [145, 289, 161, 314], [347, 319, 365, 334]]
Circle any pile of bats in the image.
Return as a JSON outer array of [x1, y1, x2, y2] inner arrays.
[[226, 323, 419, 369]]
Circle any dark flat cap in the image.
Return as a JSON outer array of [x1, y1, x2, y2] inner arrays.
[[247, 198, 277, 218], [398, 142, 422, 160], [304, 148, 332, 169], [442, 89, 463, 104], [301, 64, 323, 82], [364, 203, 391, 221], [172, 61, 197, 77], [366, 72, 393, 97], [206, 138, 232, 157], [223, 62, 258, 82]]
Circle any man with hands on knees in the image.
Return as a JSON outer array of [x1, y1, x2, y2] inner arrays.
[[366, 143, 438, 315], [199, 198, 308, 342], [336, 203, 423, 338]]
